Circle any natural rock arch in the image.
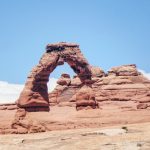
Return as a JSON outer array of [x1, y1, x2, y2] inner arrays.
[[17, 42, 98, 111]]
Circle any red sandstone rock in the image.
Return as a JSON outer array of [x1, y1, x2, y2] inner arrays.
[[0, 102, 16, 106], [137, 103, 148, 109], [57, 73, 71, 86], [0, 106, 7, 110], [108, 64, 140, 76], [17, 42, 94, 111], [16, 42, 150, 112], [0, 103, 18, 110], [49, 64, 150, 110], [7, 105, 18, 110], [15, 108, 26, 119], [28, 120, 46, 133], [75, 85, 99, 110], [71, 77, 82, 86], [90, 66, 105, 77], [10, 108, 46, 134]]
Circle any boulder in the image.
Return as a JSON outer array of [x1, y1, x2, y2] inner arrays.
[[91, 66, 105, 77], [108, 64, 140, 76], [75, 85, 98, 110], [57, 74, 71, 86]]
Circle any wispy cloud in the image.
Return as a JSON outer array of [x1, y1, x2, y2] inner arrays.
[[0, 78, 57, 104], [47, 78, 58, 92], [138, 69, 150, 80]]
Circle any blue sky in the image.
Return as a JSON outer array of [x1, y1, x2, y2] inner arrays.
[[0, 0, 150, 84]]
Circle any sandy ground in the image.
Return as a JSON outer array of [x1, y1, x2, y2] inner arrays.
[[0, 105, 150, 149], [0, 122, 150, 150]]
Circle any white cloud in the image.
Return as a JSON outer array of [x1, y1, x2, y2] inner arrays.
[[138, 69, 150, 80], [0, 81, 24, 104], [0, 78, 57, 104], [47, 78, 58, 92]]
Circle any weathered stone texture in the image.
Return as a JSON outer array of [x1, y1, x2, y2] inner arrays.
[[17, 42, 96, 111], [49, 64, 150, 110]]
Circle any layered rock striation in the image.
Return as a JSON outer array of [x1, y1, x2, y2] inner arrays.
[[16, 42, 150, 111], [49, 64, 150, 110], [17, 42, 97, 111]]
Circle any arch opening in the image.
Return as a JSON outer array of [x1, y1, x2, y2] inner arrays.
[[17, 42, 97, 111], [47, 62, 76, 92]]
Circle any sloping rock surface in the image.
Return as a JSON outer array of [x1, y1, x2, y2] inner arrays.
[[49, 64, 150, 110]]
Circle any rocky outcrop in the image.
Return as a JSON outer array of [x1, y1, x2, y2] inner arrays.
[[108, 64, 140, 76], [10, 108, 46, 134], [0, 103, 18, 110], [49, 64, 150, 110], [93, 64, 150, 108], [16, 42, 150, 111], [75, 85, 99, 110], [0, 108, 46, 134], [17, 42, 97, 111]]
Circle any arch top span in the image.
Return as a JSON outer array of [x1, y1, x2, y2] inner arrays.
[[17, 42, 97, 111], [46, 42, 79, 52]]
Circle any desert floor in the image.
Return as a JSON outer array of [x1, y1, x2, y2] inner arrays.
[[0, 105, 150, 150]]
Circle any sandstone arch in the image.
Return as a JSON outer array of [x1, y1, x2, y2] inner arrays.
[[17, 42, 98, 111]]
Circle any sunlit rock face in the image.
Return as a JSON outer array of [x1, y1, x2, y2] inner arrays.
[[17, 42, 150, 112], [49, 64, 150, 110], [17, 42, 97, 111]]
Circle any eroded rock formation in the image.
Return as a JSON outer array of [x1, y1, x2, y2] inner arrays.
[[17, 42, 97, 111], [49, 64, 150, 110], [1, 43, 150, 135], [17, 42, 150, 112]]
